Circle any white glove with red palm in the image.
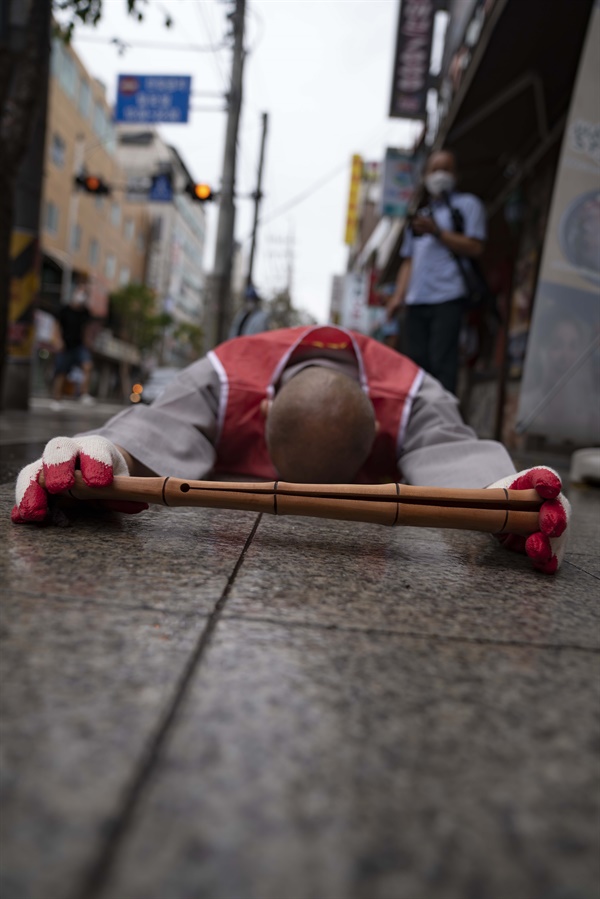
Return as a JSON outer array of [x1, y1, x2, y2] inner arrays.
[[488, 467, 570, 574], [12, 435, 147, 524]]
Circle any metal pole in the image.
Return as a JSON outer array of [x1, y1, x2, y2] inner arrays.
[[211, 0, 245, 347], [246, 111, 268, 287]]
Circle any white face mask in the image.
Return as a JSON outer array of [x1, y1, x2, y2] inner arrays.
[[425, 171, 456, 197]]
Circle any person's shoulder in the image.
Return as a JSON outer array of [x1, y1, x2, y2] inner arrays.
[[453, 190, 484, 210], [453, 189, 483, 204]]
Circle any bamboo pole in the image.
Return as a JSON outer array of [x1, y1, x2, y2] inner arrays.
[[61, 474, 543, 536]]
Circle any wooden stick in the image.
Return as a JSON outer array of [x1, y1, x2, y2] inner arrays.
[[63, 473, 543, 535]]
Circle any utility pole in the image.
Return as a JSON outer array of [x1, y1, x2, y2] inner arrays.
[[211, 0, 245, 346], [246, 111, 268, 288]]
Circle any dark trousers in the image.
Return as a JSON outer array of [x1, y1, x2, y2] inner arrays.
[[403, 299, 464, 394]]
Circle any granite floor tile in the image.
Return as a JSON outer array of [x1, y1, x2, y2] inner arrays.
[[222, 512, 600, 649], [96, 620, 600, 899], [566, 485, 600, 557], [1, 485, 259, 613], [0, 593, 212, 899]]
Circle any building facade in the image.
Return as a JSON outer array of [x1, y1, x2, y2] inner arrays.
[[117, 126, 208, 366], [37, 35, 149, 397]]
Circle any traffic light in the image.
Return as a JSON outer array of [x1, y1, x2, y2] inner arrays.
[[186, 182, 215, 202], [74, 174, 111, 195]]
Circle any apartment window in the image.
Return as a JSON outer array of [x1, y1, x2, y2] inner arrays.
[[50, 133, 66, 168], [124, 219, 135, 241], [70, 223, 81, 252], [78, 79, 91, 119], [105, 125, 117, 157], [44, 201, 59, 234], [50, 37, 62, 79], [110, 203, 121, 227], [137, 232, 145, 253], [95, 196, 105, 212], [59, 51, 79, 101], [105, 254, 116, 279], [93, 102, 105, 138], [119, 267, 130, 286], [89, 239, 99, 268]]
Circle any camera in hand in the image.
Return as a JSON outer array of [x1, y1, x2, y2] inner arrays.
[[408, 205, 432, 236]]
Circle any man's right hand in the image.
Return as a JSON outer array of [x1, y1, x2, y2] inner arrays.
[[12, 436, 147, 524], [386, 294, 404, 318]]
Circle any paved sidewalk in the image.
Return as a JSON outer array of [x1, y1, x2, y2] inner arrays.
[[1, 414, 599, 899]]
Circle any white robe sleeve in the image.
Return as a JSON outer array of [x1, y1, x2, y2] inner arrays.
[[399, 373, 516, 488], [79, 357, 220, 479]]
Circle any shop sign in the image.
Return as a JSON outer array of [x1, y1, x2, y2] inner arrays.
[[344, 155, 363, 246], [339, 271, 369, 334], [389, 0, 436, 120]]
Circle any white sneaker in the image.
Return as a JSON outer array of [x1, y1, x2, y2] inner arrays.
[[50, 400, 64, 411], [80, 394, 96, 406]]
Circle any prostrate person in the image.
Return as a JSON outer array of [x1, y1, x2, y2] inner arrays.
[[388, 149, 486, 394], [13, 325, 570, 574], [50, 285, 96, 409]]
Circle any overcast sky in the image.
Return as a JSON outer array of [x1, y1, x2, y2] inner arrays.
[[69, 0, 423, 323]]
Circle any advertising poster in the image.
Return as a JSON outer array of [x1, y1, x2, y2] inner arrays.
[[381, 149, 415, 218], [517, 3, 600, 445]]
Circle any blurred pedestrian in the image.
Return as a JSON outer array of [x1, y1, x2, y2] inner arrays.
[[51, 285, 95, 409], [228, 284, 271, 338], [387, 149, 486, 394]]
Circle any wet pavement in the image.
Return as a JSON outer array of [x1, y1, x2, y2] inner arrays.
[[1, 400, 599, 899]]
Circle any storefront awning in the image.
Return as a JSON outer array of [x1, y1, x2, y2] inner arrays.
[[434, 0, 594, 209]]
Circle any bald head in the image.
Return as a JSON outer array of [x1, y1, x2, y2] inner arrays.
[[265, 367, 376, 483]]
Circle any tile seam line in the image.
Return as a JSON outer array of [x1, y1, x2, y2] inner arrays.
[[564, 558, 600, 581], [71, 512, 263, 899], [4, 588, 217, 617], [220, 612, 600, 654]]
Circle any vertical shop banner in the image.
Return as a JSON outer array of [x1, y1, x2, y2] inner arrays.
[[8, 229, 38, 360], [381, 148, 415, 218], [389, 0, 436, 120], [344, 155, 363, 245], [340, 272, 370, 334], [329, 274, 345, 324], [517, 2, 600, 445]]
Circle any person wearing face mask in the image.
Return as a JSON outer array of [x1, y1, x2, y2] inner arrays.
[[387, 149, 486, 394]]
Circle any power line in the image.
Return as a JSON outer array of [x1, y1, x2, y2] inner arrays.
[[247, 159, 350, 235], [75, 34, 226, 53], [195, 0, 230, 91]]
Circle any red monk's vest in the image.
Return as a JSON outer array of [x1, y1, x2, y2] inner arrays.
[[208, 325, 423, 483]]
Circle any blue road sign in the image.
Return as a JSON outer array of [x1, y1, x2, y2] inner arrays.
[[149, 173, 173, 202], [115, 75, 191, 124]]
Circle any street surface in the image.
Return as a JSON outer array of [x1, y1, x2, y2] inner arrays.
[[1, 399, 599, 899]]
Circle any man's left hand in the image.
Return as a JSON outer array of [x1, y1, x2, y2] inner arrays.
[[488, 467, 571, 574]]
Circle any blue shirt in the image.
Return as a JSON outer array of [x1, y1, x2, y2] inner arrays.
[[400, 191, 487, 305]]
